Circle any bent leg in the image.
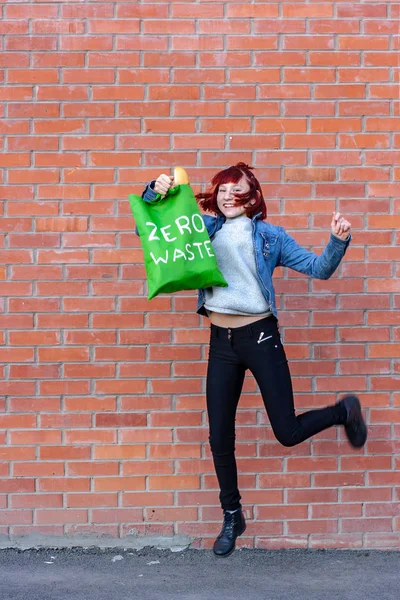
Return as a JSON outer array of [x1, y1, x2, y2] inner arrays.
[[246, 327, 344, 447]]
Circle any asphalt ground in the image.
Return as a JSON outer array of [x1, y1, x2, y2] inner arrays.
[[0, 547, 399, 600]]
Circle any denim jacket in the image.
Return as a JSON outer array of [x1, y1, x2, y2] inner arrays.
[[141, 182, 351, 319]]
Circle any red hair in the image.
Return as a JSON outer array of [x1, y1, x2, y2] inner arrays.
[[196, 162, 267, 220]]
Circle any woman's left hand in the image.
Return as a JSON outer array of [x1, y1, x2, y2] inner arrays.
[[331, 212, 351, 240]]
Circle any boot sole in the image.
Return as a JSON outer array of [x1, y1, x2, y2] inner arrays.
[[343, 395, 367, 447]]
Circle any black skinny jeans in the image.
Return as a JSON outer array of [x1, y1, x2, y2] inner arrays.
[[206, 316, 346, 511]]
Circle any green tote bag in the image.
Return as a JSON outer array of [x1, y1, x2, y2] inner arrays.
[[129, 184, 228, 300]]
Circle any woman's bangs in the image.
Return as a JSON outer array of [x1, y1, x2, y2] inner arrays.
[[211, 167, 244, 187]]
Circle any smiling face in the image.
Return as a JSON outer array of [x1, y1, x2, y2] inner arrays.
[[216, 176, 254, 219]]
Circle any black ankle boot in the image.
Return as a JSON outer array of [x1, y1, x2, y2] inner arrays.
[[341, 395, 367, 448], [213, 509, 246, 557]]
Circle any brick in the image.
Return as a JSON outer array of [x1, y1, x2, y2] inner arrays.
[[6, 35, 58, 52], [0, 447, 35, 461], [95, 379, 147, 394], [9, 331, 60, 346], [369, 344, 400, 359], [0, 153, 31, 168], [339, 5, 387, 18], [259, 85, 311, 99], [0, 382, 35, 396], [34, 119, 85, 135], [0, 464, 14, 476], [339, 36, 389, 51], [65, 429, 117, 447], [8, 69, 59, 84], [66, 494, 118, 508], [0, 53, 29, 69], [199, 52, 251, 68], [63, 136, 114, 151], [0, 479, 34, 493], [287, 489, 338, 504], [95, 413, 147, 428], [343, 518, 392, 533], [11, 266, 62, 280], [259, 474, 311, 488], [283, 34, 334, 50], [8, 136, 58, 152], [64, 104, 115, 119], [342, 488, 392, 503], [255, 536, 308, 550], [64, 363, 115, 379], [36, 314, 88, 329], [40, 446, 90, 461], [254, 18, 305, 34], [311, 19, 360, 34], [0, 511, 33, 525], [11, 525, 64, 536], [285, 167, 335, 182], [36, 509, 88, 525], [120, 395, 171, 411], [316, 84, 367, 101], [94, 445, 146, 460], [257, 505, 308, 520], [32, 20, 85, 35], [65, 330, 115, 345], [257, 120, 309, 136], [149, 476, 200, 491], [39, 478, 90, 493], [288, 68, 336, 84], [0, 348, 34, 362], [13, 463, 64, 477], [120, 429, 173, 444], [171, 36, 223, 52], [93, 509, 143, 527], [94, 347, 145, 363], [33, 53, 85, 68], [9, 365, 60, 380], [0, 87, 32, 103], [8, 103, 60, 119], [10, 494, 63, 509], [36, 282, 88, 296], [122, 461, 174, 476], [310, 534, 363, 549], [94, 477, 145, 492], [38, 347, 89, 362], [366, 20, 399, 35], [40, 414, 91, 428], [67, 462, 118, 477], [364, 534, 400, 549]]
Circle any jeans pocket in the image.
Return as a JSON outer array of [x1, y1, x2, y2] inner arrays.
[[256, 332, 274, 345], [255, 330, 287, 365]]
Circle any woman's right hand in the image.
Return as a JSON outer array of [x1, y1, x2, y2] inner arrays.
[[154, 173, 174, 198]]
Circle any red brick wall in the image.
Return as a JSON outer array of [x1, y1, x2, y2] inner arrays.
[[1, 1, 399, 549]]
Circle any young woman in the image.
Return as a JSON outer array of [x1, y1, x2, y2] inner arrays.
[[141, 163, 367, 557]]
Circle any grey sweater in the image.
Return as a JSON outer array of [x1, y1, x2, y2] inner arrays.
[[204, 215, 272, 316]]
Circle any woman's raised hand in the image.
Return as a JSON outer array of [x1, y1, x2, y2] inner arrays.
[[154, 173, 174, 197], [331, 212, 351, 241]]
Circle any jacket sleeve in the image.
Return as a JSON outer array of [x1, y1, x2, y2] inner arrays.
[[142, 180, 158, 203], [135, 180, 158, 236], [278, 228, 351, 280], [202, 214, 218, 238]]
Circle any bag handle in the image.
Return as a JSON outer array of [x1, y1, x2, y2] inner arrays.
[[154, 184, 183, 204]]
